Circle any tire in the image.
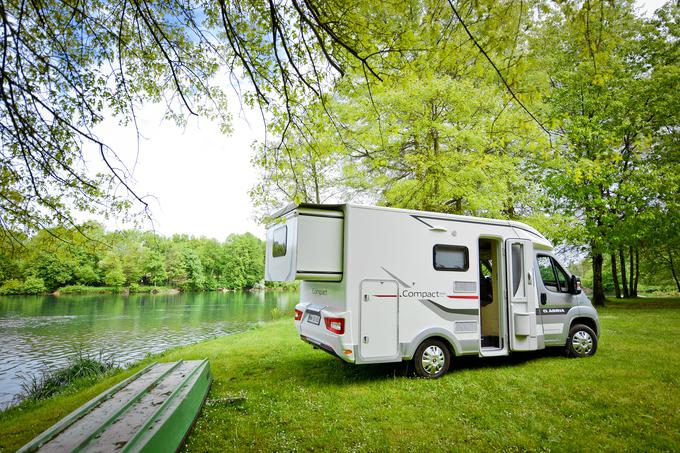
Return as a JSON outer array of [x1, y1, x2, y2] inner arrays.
[[413, 339, 451, 378], [566, 324, 598, 358]]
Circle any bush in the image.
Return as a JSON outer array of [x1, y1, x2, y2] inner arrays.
[[22, 276, 46, 295], [264, 280, 299, 290], [128, 282, 141, 293], [57, 285, 124, 295], [0, 279, 24, 295]]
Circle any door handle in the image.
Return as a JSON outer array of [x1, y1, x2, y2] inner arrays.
[[540, 293, 547, 305]]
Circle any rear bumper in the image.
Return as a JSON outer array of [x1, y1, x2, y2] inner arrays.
[[295, 303, 355, 363], [300, 335, 344, 359]]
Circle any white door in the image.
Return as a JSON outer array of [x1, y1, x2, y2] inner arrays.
[[360, 280, 399, 360], [505, 239, 542, 351]]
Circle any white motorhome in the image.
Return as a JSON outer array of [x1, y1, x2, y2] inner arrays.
[[265, 203, 600, 378]]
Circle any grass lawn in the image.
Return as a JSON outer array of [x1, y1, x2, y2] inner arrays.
[[1, 298, 679, 451]]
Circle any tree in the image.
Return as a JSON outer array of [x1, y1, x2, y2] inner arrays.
[[221, 233, 264, 290], [0, 0, 410, 236], [252, 0, 547, 219], [143, 250, 168, 287], [179, 248, 206, 291], [530, 0, 679, 305], [99, 252, 125, 288], [29, 252, 74, 291]]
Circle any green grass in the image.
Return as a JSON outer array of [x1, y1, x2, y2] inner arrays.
[[1, 298, 679, 451]]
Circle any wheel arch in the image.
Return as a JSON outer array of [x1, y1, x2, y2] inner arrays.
[[401, 328, 460, 360], [570, 316, 599, 337]]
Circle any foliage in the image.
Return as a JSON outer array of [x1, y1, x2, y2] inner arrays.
[[0, 223, 266, 293], [0, 276, 46, 295], [252, 0, 547, 218], [251, 0, 679, 304], [527, 1, 679, 304], [221, 233, 265, 290], [57, 285, 125, 295], [0, 279, 24, 295], [20, 276, 46, 295], [0, 0, 408, 235]]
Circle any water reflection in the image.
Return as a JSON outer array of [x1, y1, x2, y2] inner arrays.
[[0, 291, 295, 409]]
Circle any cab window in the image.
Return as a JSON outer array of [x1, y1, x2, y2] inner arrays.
[[554, 262, 569, 292], [537, 256, 558, 291], [537, 255, 570, 293]]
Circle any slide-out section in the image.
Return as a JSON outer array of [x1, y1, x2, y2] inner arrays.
[[265, 206, 344, 282]]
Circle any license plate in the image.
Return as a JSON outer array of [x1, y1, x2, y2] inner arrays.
[[307, 313, 321, 325]]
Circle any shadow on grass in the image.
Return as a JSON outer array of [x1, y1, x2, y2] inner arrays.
[[281, 346, 569, 386]]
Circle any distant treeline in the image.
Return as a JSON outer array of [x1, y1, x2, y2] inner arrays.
[[0, 222, 273, 294]]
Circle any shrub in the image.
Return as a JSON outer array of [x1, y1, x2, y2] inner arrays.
[[22, 276, 46, 295], [128, 282, 141, 293], [0, 279, 24, 295], [57, 286, 124, 295]]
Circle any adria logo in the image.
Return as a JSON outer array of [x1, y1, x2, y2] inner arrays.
[[312, 289, 328, 295]]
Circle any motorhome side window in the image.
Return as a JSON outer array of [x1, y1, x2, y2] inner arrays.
[[433, 245, 469, 271], [537, 255, 570, 292], [272, 226, 287, 258]]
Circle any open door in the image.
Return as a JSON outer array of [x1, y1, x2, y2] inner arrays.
[[505, 239, 543, 351]]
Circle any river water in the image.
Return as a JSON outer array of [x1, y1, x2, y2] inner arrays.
[[0, 291, 295, 410]]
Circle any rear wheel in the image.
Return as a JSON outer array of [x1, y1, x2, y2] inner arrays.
[[566, 324, 598, 358], [413, 339, 451, 378]]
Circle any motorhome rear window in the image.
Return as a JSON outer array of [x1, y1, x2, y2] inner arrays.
[[433, 245, 469, 271], [272, 226, 287, 257]]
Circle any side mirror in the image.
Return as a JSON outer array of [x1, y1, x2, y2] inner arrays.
[[569, 275, 582, 295]]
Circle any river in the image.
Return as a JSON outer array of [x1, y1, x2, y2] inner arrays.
[[0, 291, 295, 410]]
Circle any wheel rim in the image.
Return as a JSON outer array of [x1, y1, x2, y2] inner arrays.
[[421, 345, 445, 375], [572, 330, 593, 355]]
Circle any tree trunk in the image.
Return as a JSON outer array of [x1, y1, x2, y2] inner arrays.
[[633, 248, 639, 297], [611, 253, 621, 298], [619, 248, 629, 298], [669, 249, 680, 292], [592, 253, 605, 306], [628, 246, 635, 298]]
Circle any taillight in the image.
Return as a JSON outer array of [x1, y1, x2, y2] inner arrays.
[[324, 317, 345, 335], [294, 309, 303, 321]]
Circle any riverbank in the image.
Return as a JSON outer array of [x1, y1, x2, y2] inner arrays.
[[54, 285, 180, 296], [0, 283, 298, 297], [2, 298, 679, 451]]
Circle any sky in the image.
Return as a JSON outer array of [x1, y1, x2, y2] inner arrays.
[[89, 0, 667, 241], [91, 99, 265, 240]]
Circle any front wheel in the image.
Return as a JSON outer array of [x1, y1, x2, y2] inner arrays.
[[413, 339, 451, 378], [566, 324, 598, 358]]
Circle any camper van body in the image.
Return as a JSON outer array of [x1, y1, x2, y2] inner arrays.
[[265, 203, 599, 375]]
